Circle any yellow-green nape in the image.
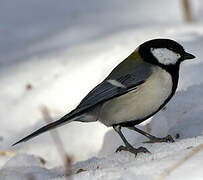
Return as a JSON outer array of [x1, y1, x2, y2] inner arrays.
[[107, 49, 144, 79], [126, 48, 143, 63]]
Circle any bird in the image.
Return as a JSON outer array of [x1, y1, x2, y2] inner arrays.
[[13, 39, 195, 156]]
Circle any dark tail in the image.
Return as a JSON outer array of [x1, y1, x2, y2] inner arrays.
[[12, 112, 77, 146]]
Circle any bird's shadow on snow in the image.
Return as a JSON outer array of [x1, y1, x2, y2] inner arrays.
[[98, 83, 203, 156]]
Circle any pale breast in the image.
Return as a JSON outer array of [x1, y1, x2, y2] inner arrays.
[[99, 66, 173, 126]]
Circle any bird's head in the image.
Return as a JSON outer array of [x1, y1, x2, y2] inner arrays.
[[138, 39, 195, 68]]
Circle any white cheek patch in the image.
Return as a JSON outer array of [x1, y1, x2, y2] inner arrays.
[[151, 48, 181, 65]]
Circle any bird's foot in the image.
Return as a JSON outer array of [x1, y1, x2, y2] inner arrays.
[[144, 135, 174, 143], [116, 145, 151, 156]]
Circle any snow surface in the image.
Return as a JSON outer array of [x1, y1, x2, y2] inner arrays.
[[0, 0, 203, 179]]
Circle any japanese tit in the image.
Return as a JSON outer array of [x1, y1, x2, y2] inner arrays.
[[13, 39, 195, 155]]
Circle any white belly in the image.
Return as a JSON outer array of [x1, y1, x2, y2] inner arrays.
[[99, 67, 173, 126]]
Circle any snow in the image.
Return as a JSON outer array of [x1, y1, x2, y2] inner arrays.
[[0, 154, 61, 180], [1, 137, 203, 179], [0, 0, 203, 179]]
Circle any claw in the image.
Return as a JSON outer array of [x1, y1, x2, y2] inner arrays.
[[165, 135, 175, 142], [137, 146, 151, 154], [115, 145, 151, 156], [144, 134, 175, 143]]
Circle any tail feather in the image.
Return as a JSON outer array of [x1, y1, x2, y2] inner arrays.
[[12, 113, 76, 146]]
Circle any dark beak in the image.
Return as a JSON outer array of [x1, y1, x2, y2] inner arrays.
[[183, 52, 195, 60]]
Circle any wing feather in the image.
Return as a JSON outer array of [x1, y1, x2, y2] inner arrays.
[[77, 62, 153, 109]]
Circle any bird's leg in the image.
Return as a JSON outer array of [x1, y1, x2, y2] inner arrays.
[[113, 125, 150, 156], [127, 126, 174, 143]]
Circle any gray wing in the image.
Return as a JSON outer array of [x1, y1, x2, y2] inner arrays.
[[77, 62, 153, 109]]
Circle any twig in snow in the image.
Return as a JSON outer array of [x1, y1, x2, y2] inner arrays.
[[40, 105, 72, 179], [182, 0, 193, 22], [157, 143, 203, 180], [0, 151, 15, 157]]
